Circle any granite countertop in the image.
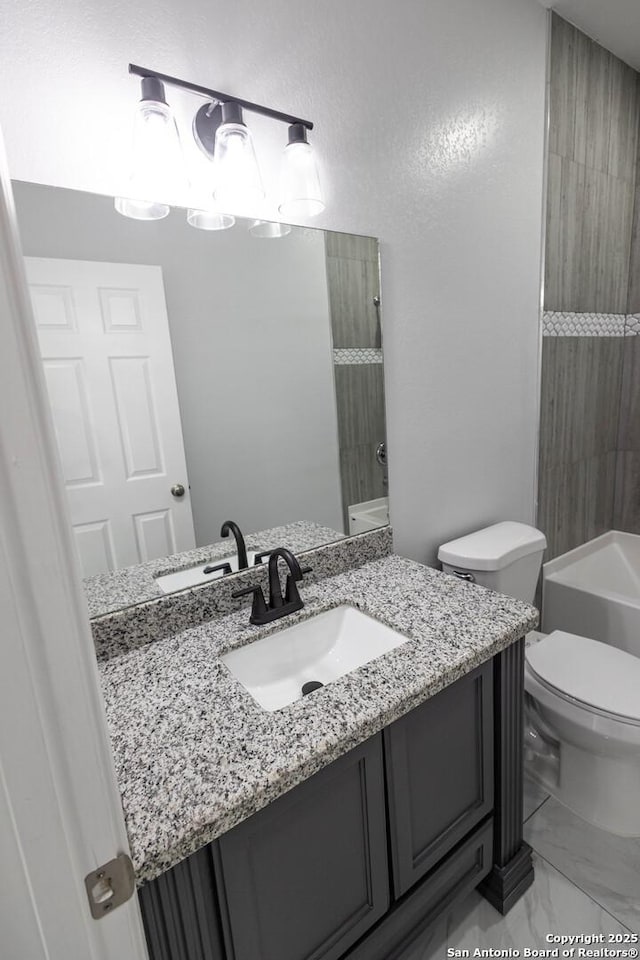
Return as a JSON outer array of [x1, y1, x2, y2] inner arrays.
[[99, 554, 538, 886], [84, 520, 346, 617]]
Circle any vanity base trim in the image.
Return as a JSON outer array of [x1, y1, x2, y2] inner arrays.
[[480, 638, 532, 914], [478, 840, 534, 915]]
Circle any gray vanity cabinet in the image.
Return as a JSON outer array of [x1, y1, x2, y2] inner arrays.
[[213, 734, 389, 960], [140, 651, 527, 960], [384, 661, 494, 896]]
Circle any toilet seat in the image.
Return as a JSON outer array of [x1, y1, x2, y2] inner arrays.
[[526, 631, 640, 725]]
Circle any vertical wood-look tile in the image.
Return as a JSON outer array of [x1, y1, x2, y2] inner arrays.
[[544, 152, 563, 311], [538, 337, 623, 472], [617, 337, 640, 451], [627, 157, 640, 314], [544, 155, 587, 311], [545, 14, 639, 314], [325, 231, 379, 263], [334, 365, 386, 448], [584, 39, 612, 175], [537, 452, 616, 561], [339, 443, 386, 517], [581, 167, 633, 313], [549, 15, 585, 164], [607, 58, 640, 183], [614, 451, 640, 534], [326, 257, 380, 348], [545, 158, 633, 313]]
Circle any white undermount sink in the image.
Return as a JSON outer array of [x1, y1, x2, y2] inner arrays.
[[221, 604, 408, 711], [155, 550, 266, 593]]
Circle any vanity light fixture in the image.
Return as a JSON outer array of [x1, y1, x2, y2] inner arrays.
[[211, 102, 265, 210], [115, 64, 324, 226], [115, 77, 188, 220], [279, 124, 325, 218]]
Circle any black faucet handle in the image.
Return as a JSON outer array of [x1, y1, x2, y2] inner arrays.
[[202, 561, 232, 576], [254, 550, 273, 565], [232, 583, 268, 624]]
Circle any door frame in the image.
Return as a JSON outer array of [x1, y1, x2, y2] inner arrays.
[[0, 134, 149, 957]]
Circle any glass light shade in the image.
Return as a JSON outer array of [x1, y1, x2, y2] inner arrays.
[[187, 208, 235, 231], [249, 219, 291, 238], [114, 197, 170, 220], [115, 97, 188, 219], [213, 122, 265, 210], [279, 140, 325, 218]]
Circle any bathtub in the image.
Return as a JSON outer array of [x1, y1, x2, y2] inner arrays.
[[542, 531, 640, 659], [347, 497, 389, 535]]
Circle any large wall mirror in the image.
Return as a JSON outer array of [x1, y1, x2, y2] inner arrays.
[[13, 181, 389, 616]]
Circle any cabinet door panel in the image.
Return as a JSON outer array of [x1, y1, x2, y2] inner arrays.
[[385, 661, 493, 896], [216, 734, 389, 960]]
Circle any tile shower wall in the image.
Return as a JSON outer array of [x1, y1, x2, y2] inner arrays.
[[325, 232, 387, 528], [538, 14, 640, 560]]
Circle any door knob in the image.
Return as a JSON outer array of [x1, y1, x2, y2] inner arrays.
[[171, 483, 185, 498]]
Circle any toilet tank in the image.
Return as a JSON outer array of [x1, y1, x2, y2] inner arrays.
[[437, 522, 547, 604]]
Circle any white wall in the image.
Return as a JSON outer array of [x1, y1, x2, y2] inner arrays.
[[0, 0, 548, 564], [13, 182, 344, 543]]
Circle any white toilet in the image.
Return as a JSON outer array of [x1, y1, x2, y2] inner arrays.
[[438, 521, 640, 837]]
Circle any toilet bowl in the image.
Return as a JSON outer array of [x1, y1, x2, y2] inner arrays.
[[525, 631, 640, 836], [438, 521, 640, 837]]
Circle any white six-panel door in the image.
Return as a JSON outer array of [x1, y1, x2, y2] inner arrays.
[[25, 257, 196, 577]]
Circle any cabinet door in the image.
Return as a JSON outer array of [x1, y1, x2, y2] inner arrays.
[[385, 661, 493, 897], [215, 734, 389, 960]]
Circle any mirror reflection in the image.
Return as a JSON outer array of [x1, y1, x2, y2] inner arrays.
[[13, 181, 389, 614]]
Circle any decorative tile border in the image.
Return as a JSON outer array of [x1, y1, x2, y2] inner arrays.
[[627, 315, 640, 336], [542, 311, 628, 336], [333, 348, 383, 364]]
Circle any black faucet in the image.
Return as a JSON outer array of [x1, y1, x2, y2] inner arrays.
[[220, 519, 249, 570], [232, 548, 311, 625]]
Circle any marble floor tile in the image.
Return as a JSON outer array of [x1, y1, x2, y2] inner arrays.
[[523, 773, 549, 822], [404, 853, 632, 960], [525, 796, 640, 933]]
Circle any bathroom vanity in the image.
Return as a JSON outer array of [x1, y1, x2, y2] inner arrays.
[[97, 548, 537, 960], [12, 178, 537, 957], [139, 661, 494, 960]]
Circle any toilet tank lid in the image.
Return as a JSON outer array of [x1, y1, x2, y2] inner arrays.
[[527, 631, 640, 722], [438, 522, 547, 571]]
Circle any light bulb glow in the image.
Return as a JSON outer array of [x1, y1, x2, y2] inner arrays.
[[213, 122, 264, 211], [115, 97, 188, 218], [279, 140, 324, 218]]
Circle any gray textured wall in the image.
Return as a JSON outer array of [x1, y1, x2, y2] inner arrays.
[[538, 14, 640, 560]]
